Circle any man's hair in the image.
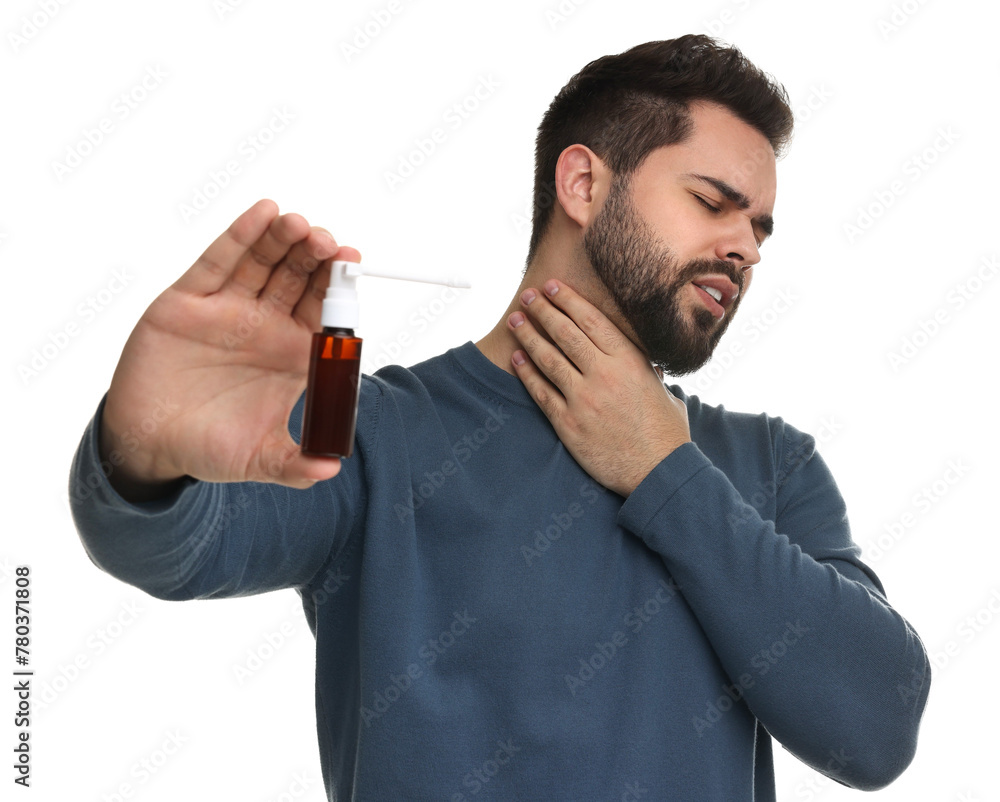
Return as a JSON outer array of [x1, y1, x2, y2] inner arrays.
[[527, 34, 794, 264]]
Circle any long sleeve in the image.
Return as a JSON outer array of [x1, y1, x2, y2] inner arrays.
[[617, 425, 930, 790], [68, 393, 362, 601]]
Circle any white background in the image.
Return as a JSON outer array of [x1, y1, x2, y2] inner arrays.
[[3, 0, 998, 799]]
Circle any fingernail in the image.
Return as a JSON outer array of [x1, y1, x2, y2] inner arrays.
[[520, 289, 537, 305], [509, 312, 524, 328], [544, 280, 559, 296], [512, 350, 526, 366]]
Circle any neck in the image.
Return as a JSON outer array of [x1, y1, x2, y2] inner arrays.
[[474, 245, 615, 376], [475, 224, 596, 373], [475, 273, 539, 377], [474, 252, 663, 383]]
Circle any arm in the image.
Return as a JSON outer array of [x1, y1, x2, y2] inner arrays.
[[70, 392, 363, 600], [506, 278, 930, 789], [68, 200, 363, 597], [617, 427, 929, 788]]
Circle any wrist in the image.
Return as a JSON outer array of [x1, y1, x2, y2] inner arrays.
[[98, 411, 186, 503], [622, 438, 690, 496]]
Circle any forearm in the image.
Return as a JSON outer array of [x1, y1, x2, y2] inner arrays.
[[69, 394, 353, 600], [619, 442, 930, 789]]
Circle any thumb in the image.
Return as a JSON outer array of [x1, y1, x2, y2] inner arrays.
[[258, 440, 342, 488]]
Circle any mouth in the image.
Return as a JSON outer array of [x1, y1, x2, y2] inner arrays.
[[691, 276, 739, 320]]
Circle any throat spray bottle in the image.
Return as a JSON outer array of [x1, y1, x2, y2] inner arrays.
[[301, 260, 471, 458]]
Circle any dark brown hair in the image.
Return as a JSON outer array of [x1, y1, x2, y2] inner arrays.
[[527, 34, 794, 263]]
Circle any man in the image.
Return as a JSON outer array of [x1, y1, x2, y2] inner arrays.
[[70, 34, 930, 800]]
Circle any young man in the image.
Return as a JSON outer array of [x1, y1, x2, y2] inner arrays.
[[70, 35, 930, 800]]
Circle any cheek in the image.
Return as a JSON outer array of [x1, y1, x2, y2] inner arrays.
[[638, 195, 699, 247], [660, 208, 703, 248]]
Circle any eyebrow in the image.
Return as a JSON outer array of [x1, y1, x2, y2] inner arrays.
[[683, 172, 774, 238]]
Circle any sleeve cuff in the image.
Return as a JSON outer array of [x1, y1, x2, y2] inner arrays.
[[617, 441, 714, 538]]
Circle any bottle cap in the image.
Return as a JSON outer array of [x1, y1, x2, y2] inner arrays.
[[321, 261, 472, 329]]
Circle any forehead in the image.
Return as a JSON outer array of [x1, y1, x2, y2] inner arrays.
[[634, 101, 777, 210]]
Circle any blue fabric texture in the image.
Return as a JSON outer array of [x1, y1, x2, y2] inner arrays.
[[69, 340, 930, 801]]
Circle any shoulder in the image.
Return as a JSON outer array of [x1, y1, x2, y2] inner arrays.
[[668, 384, 824, 491], [669, 384, 806, 450], [353, 344, 473, 448], [358, 346, 458, 409]]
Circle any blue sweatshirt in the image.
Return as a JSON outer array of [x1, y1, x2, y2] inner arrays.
[[69, 341, 930, 801]]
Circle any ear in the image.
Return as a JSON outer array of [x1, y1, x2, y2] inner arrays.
[[554, 144, 609, 230]]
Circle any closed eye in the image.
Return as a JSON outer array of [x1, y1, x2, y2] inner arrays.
[[693, 192, 763, 248], [692, 194, 721, 213]]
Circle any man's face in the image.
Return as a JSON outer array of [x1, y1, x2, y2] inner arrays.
[[583, 101, 777, 376]]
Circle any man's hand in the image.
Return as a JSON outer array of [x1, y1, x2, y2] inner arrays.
[[100, 199, 359, 501], [507, 279, 691, 496]]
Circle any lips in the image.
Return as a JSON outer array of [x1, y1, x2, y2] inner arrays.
[[691, 275, 740, 319]]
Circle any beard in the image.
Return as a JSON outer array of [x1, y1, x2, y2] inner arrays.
[[583, 177, 745, 377]]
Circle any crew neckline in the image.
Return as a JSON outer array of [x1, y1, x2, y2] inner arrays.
[[446, 339, 692, 408], [448, 340, 539, 409]]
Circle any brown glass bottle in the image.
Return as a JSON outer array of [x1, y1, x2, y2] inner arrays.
[[301, 327, 362, 458]]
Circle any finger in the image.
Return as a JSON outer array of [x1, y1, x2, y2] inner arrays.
[[224, 212, 313, 297], [292, 245, 363, 329], [536, 279, 631, 357], [517, 286, 598, 374], [280, 454, 343, 489], [174, 199, 280, 296], [256, 438, 342, 488], [507, 305, 579, 395], [260, 226, 340, 314], [510, 346, 567, 423]]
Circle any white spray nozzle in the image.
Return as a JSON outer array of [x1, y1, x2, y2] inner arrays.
[[321, 260, 472, 330]]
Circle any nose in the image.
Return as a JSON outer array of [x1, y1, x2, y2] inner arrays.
[[715, 218, 761, 270]]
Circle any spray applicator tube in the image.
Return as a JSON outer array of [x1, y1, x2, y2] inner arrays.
[[300, 260, 471, 458]]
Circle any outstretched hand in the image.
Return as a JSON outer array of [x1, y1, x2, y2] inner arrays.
[[100, 199, 360, 501]]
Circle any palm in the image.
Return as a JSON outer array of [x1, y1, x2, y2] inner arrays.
[[101, 200, 359, 493]]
